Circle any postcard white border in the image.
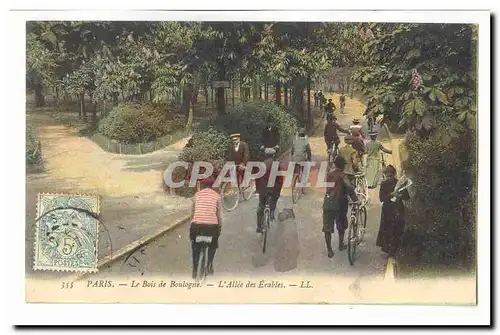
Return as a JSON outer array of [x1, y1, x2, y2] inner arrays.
[[3, 2, 491, 327]]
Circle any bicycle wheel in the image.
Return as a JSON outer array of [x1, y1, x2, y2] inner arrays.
[[262, 209, 270, 253], [358, 206, 367, 242], [220, 182, 239, 211], [196, 245, 208, 281], [242, 179, 255, 201], [291, 174, 301, 204], [347, 214, 358, 266]]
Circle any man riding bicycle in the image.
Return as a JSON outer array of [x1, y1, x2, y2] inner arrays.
[[324, 114, 349, 156], [364, 107, 376, 132], [325, 98, 336, 119], [291, 127, 312, 194], [228, 133, 250, 188], [255, 148, 285, 232], [190, 176, 222, 278]]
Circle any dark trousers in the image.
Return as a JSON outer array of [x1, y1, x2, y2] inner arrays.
[[257, 189, 280, 228]]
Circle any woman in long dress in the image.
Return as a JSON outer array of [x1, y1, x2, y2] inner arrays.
[[365, 131, 392, 189], [376, 165, 410, 257]]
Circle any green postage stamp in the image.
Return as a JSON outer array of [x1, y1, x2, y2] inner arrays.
[[34, 193, 100, 272]]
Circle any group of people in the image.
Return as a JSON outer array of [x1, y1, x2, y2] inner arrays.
[[314, 90, 346, 116], [188, 96, 409, 278]]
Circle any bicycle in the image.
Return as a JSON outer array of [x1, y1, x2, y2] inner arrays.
[[194, 233, 213, 282], [353, 172, 369, 206], [291, 163, 305, 204], [326, 142, 339, 170], [220, 167, 256, 212], [260, 193, 273, 253], [347, 196, 367, 266]]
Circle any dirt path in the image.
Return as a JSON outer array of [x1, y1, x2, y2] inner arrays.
[[27, 113, 189, 198]]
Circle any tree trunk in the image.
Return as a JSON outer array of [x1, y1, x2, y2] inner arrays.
[[284, 85, 289, 108], [307, 75, 312, 128], [34, 84, 45, 107], [252, 80, 259, 100], [80, 93, 86, 120], [54, 86, 60, 106], [89, 89, 97, 121], [232, 80, 235, 106], [264, 84, 268, 101], [275, 82, 281, 105], [259, 85, 262, 100], [211, 88, 215, 107], [181, 86, 191, 117], [204, 86, 209, 109], [185, 89, 196, 135], [112, 92, 119, 106], [225, 88, 228, 105]]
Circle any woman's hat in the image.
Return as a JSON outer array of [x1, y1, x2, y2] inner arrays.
[[352, 118, 360, 123], [200, 176, 215, 186], [230, 133, 241, 139], [369, 130, 378, 136]]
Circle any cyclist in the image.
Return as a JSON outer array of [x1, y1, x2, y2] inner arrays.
[[262, 118, 280, 155], [322, 155, 359, 257], [318, 90, 325, 110], [338, 135, 362, 185], [190, 176, 222, 278], [291, 127, 312, 194], [324, 114, 349, 156], [255, 148, 285, 232], [366, 131, 392, 189], [228, 133, 250, 188], [349, 118, 367, 167], [324, 98, 336, 119], [339, 92, 346, 115]]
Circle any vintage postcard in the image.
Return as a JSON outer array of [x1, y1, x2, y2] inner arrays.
[[18, 9, 489, 321]]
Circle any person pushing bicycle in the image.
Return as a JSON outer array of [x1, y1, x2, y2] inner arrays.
[[324, 114, 349, 156], [322, 156, 359, 258]]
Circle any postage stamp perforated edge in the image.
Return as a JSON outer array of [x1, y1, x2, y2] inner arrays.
[[33, 192, 101, 273]]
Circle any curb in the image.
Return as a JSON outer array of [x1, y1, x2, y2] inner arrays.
[[68, 214, 192, 282]]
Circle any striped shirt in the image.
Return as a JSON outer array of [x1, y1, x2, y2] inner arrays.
[[192, 188, 221, 225]]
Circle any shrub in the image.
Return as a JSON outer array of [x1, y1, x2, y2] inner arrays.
[[26, 124, 43, 170], [98, 102, 185, 144], [399, 126, 476, 268]]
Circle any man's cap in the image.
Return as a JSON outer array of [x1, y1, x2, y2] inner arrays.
[[230, 133, 241, 138], [352, 118, 360, 123], [369, 130, 378, 136]]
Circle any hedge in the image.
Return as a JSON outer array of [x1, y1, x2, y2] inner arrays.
[[398, 126, 476, 269], [98, 102, 185, 144], [91, 129, 187, 155]]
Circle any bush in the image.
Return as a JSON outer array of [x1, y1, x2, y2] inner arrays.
[[399, 126, 476, 268], [98, 102, 185, 144], [26, 124, 43, 170]]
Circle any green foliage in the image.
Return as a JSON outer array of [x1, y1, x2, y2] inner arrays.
[[26, 124, 43, 168], [400, 127, 476, 267], [352, 23, 477, 132], [98, 103, 185, 144], [201, 101, 298, 158]]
